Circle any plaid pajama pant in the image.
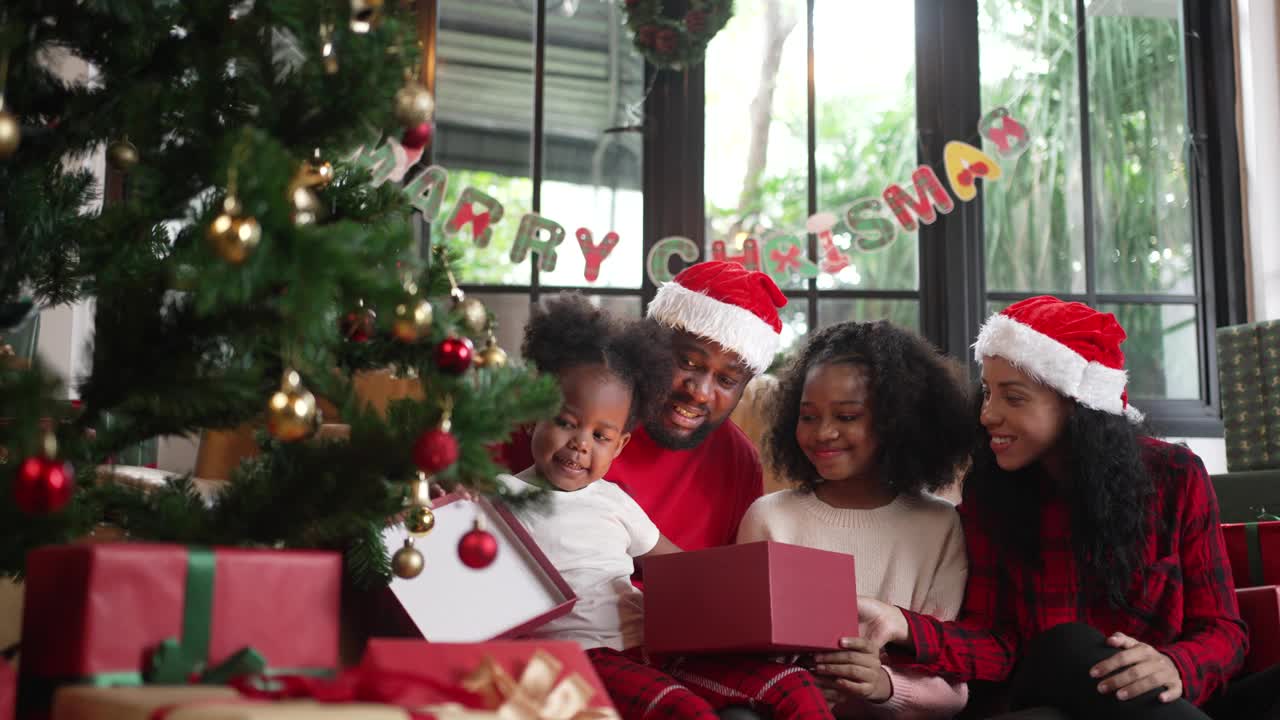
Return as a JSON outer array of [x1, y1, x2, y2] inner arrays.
[[587, 647, 833, 720]]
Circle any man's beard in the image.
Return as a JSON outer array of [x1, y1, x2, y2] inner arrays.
[[644, 415, 722, 451]]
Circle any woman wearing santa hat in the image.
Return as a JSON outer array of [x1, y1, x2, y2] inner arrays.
[[854, 296, 1280, 719]]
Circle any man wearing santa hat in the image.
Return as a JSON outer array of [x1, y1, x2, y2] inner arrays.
[[502, 260, 788, 551]]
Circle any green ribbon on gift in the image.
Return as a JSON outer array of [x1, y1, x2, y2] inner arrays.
[[1246, 510, 1280, 587]]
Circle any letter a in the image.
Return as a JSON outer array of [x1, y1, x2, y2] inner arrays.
[[943, 141, 1003, 202]]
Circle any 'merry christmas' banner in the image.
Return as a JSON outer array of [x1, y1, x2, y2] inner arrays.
[[352, 107, 1029, 285]]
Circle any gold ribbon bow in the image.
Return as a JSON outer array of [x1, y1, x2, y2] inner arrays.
[[424, 651, 619, 720]]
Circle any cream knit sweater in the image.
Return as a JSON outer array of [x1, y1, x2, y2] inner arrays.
[[737, 490, 969, 720]]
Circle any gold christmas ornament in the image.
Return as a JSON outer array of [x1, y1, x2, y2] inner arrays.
[[408, 471, 434, 506], [391, 298, 433, 343], [405, 504, 436, 536], [475, 334, 508, 369], [106, 139, 139, 172], [206, 195, 261, 265], [350, 0, 384, 33], [289, 185, 324, 226], [0, 108, 19, 159], [391, 538, 424, 579], [454, 296, 489, 336], [319, 23, 339, 74], [393, 80, 435, 127], [293, 153, 334, 190], [266, 369, 320, 442]]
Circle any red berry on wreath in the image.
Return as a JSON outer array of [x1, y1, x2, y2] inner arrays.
[[636, 25, 658, 48], [14, 456, 75, 515], [401, 123, 433, 152], [458, 522, 498, 569], [655, 29, 678, 53], [412, 427, 459, 475], [685, 10, 708, 34], [435, 336, 474, 374]]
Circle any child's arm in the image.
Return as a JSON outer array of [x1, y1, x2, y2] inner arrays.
[[642, 535, 682, 557]]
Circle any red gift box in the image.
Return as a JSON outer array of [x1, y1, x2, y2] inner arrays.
[[359, 638, 616, 713], [368, 495, 576, 642], [19, 544, 340, 712], [2, 656, 14, 720], [643, 541, 858, 654], [1238, 586, 1280, 674], [1222, 521, 1280, 587]]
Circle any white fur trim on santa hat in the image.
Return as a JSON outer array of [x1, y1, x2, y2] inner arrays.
[[648, 282, 779, 374], [974, 313, 1135, 417]]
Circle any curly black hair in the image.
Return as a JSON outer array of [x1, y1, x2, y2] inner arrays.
[[521, 292, 673, 431], [965, 402, 1156, 609], [764, 320, 972, 496]]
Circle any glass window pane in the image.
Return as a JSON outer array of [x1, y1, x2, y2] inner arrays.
[[817, 298, 919, 333], [776, 298, 812, 362], [1085, 1, 1194, 294], [1098, 303, 1199, 400], [814, 1, 918, 292], [704, 0, 809, 291], [538, 3, 644, 289], [435, 1, 533, 286], [979, 0, 1087, 294], [471, 293, 642, 363]]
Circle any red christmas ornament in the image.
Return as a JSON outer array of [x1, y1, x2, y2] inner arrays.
[[685, 10, 708, 34], [412, 427, 459, 475], [401, 123, 433, 151], [458, 524, 498, 569], [655, 29, 678, 53], [636, 25, 658, 47], [14, 456, 75, 514], [340, 307, 376, 342], [435, 336, 474, 374]]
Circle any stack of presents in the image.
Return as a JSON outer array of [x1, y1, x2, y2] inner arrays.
[[0, 439, 858, 720], [1217, 320, 1280, 673]]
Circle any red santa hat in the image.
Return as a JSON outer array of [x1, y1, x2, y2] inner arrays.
[[974, 295, 1143, 421], [647, 261, 787, 374]]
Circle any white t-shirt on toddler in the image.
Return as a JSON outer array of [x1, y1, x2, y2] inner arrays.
[[499, 468, 660, 651]]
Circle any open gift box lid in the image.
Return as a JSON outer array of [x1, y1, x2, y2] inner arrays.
[[375, 495, 576, 641]]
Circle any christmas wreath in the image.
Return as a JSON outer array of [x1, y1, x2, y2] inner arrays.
[[623, 0, 733, 71]]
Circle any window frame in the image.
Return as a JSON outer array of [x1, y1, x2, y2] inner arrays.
[[426, 0, 1244, 436]]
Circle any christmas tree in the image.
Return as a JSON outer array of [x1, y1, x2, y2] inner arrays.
[[0, 1, 558, 586]]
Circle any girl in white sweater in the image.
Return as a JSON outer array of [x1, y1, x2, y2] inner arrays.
[[738, 320, 973, 719]]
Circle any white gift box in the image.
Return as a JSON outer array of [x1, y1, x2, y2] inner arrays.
[[375, 494, 577, 641]]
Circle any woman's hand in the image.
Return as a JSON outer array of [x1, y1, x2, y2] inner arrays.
[[856, 596, 909, 647], [1089, 632, 1183, 703], [812, 638, 893, 704]]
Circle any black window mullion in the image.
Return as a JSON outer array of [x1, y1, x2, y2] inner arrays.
[[806, 0, 818, 328], [529, 0, 547, 303], [915, 0, 983, 365], [1073, 0, 1098, 306]]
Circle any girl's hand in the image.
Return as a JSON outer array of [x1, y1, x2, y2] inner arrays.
[[1089, 632, 1183, 703], [856, 596, 909, 647], [812, 638, 893, 703]]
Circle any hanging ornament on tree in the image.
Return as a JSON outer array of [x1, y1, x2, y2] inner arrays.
[[107, 138, 139, 172], [435, 336, 474, 375], [475, 331, 508, 369], [413, 400, 458, 475], [13, 433, 75, 515], [400, 122, 433, 152], [267, 369, 320, 442], [288, 150, 330, 226], [394, 73, 435, 127], [207, 194, 261, 264], [0, 53, 18, 159], [391, 298, 433, 343], [340, 300, 376, 342], [319, 23, 339, 74], [454, 296, 488, 337], [350, 0, 384, 33], [391, 538, 424, 579], [458, 517, 498, 569]]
